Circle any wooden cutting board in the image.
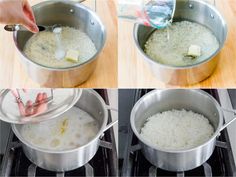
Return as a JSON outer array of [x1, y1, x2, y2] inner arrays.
[[118, 0, 236, 88], [0, 0, 117, 88]]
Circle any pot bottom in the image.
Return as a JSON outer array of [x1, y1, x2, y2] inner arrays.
[[146, 57, 218, 86], [22, 145, 99, 172], [21, 58, 98, 87]]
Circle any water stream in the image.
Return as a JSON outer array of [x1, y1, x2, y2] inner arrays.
[[53, 27, 66, 60]]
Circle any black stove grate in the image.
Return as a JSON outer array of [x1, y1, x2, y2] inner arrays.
[[8, 140, 111, 177], [130, 135, 227, 177]]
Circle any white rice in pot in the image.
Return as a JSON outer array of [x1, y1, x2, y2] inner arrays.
[[140, 109, 214, 150], [144, 21, 220, 66], [24, 27, 97, 68]]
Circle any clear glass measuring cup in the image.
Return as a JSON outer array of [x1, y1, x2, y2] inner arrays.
[[118, 0, 176, 29]]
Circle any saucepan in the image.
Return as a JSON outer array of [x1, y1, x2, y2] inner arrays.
[[134, 0, 227, 85], [11, 89, 117, 172], [11, 0, 106, 87], [130, 89, 236, 172]]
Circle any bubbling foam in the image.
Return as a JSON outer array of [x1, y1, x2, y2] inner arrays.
[[21, 107, 99, 151]]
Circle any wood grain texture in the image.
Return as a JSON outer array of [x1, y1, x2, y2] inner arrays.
[[118, 0, 236, 88], [0, 0, 117, 88]]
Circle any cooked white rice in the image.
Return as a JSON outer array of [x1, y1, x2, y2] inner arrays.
[[24, 27, 97, 68], [144, 21, 219, 66], [140, 109, 214, 150]]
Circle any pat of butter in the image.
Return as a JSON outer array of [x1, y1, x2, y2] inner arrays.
[[65, 50, 79, 63], [188, 45, 201, 57]]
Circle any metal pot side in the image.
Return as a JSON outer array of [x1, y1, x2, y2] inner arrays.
[[130, 89, 223, 172], [12, 89, 108, 172], [140, 137, 216, 172], [14, 0, 106, 87], [134, 0, 227, 86], [21, 138, 100, 172]]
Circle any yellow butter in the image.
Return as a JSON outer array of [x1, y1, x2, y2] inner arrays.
[[65, 49, 79, 63], [188, 45, 201, 57]]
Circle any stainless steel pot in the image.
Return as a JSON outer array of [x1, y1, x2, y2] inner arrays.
[[11, 89, 117, 172], [130, 89, 236, 172], [134, 0, 227, 86], [13, 0, 106, 87]]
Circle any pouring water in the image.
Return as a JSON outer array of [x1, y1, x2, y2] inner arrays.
[[53, 27, 66, 60], [118, 0, 176, 29]]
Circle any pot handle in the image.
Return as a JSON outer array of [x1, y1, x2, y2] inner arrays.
[[102, 105, 118, 133], [4, 25, 25, 32], [220, 107, 236, 132]]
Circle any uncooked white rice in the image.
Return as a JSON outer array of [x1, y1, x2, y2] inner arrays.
[[24, 27, 97, 68], [144, 21, 219, 66], [140, 109, 214, 150]]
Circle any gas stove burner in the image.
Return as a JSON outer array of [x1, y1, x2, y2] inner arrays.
[[1, 134, 116, 177], [148, 162, 212, 177], [128, 140, 227, 177], [27, 163, 94, 177]]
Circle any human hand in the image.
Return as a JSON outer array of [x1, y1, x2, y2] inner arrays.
[[11, 89, 48, 119], [0, 0, 39, 33]]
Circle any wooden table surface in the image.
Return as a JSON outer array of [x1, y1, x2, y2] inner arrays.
[[0, 0, 117, 88], [118, 0, 236, 88]]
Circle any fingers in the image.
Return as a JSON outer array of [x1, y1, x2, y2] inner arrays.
[[21, 0, 39, 33], [11, 89, 20, 98], [11, 90, 48, 118], [35, 92, 48, 103], [0, 0, 38, 33], [23, 0, 36, 23], [11, 89, 26, 116], [41, 93, 48, 103], [17, 101, 26, 116], [35, 92, 42, 103], [21, 16, 39, 33], [34, 93, 48, 116], [11, 89, 28, 116], [35, 103, 48, 116], [12, 91, 48, 118], [25, 100, 33, 116]]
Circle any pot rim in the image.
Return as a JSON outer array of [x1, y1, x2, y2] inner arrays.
[[130, 89, 224, 153], [11, 89, 109, 154], [13, 0, 107, 71], [133, 0, 228, 70]]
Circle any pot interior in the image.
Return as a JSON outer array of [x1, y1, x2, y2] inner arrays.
[[15, 1, 105, 57], [12, 89, 108, 151], [131, 90, 222, 137], [136, 0, 227, 61]]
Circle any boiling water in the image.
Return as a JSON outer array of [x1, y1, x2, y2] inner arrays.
[[21, 107, 99, 151]]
